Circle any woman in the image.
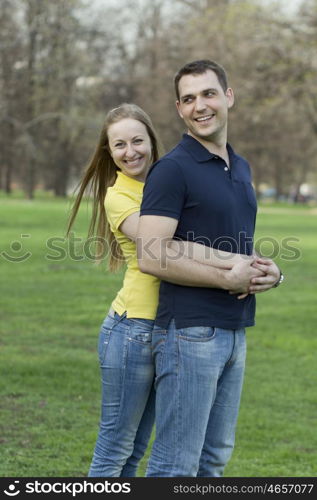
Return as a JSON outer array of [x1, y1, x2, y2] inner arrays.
[[68, 104, 162, 476], [67, 103, 255, 477]]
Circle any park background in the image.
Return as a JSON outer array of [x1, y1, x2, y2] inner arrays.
[[1, 0, 317, 476]]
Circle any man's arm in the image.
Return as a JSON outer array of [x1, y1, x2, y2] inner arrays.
[[121, 213, 266, 295], [121, 214, 251, 269], [169, 240, 252, 270], [137, 215, 263, 294]]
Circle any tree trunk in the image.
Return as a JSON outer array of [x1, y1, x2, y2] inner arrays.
[[53, 141, 71, 197]]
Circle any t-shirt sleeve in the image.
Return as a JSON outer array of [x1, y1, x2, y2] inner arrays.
[[105, 191, 140, 232], [140, 159, 186, 220]]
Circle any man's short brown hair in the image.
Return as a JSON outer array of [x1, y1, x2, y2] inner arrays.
[[174, 60, 228, 100]]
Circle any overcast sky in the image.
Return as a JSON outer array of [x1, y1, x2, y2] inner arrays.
[[278, 0, 302, 13]]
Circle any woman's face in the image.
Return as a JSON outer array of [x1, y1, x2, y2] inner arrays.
[[107, 118, 153, 182]]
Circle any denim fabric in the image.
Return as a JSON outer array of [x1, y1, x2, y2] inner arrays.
[[88, 312, 155, 477], [146, 320, 246, 477]]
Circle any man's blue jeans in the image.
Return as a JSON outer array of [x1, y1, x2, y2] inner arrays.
[[89, 312, 155, 477], [146, 320, 246, 477]]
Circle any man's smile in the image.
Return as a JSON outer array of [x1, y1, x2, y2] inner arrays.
[[194, 114, 215, 123]]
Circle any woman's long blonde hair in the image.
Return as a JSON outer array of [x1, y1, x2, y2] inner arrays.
[[67, 103, 162, 271]]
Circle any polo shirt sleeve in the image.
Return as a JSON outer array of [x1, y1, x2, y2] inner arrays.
[[141, 159, 186, 220], [105, 190, 140, 232]]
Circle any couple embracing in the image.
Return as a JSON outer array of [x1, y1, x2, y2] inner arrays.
[[68, 59, 282, 477]]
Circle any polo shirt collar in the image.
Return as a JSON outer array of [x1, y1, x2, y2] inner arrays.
[[115, 171, 144, 193], [180, 133, 236, 163]]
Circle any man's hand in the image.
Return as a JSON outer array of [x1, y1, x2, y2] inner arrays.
[[248, 257, 281, 293], [226, 258, 265, 295], [229, 257, 281, 299]]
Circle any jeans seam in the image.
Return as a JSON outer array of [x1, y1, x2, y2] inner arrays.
[[113, 328, 129, 444], [99, 330, 111, 366], [173, 332, 181, 475], [100, 312, 129, 444], [154, 332, 167, 377], [227, 329, 245, 366]]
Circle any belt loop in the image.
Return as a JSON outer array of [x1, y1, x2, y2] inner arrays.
[[108, 308, 127, 330], [115, 311, 127, 325]]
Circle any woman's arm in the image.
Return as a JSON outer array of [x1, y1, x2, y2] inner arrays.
[[119, 212, 140, 241]]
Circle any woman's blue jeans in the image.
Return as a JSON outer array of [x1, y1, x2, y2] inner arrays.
[[88, 311, 155, 477], [146, 320, 246, 477]]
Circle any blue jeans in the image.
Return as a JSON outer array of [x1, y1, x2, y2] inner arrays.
[[146, 320, 246, 477], [88, 311, 155, 477]]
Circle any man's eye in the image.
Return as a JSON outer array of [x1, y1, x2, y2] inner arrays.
[[206, 91, 216, 97], [183, 97, 193, 104]]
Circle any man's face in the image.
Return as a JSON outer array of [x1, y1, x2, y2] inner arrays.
[[176, 70, 234, 144]]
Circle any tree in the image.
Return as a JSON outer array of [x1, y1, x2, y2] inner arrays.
[[0, 0, 22, 193], [0, 0, 316, 198]]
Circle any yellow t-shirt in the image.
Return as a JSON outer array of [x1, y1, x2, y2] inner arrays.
[[104, 171, 160, 320]]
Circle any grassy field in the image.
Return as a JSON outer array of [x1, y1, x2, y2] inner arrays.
[[0, 194, 316, 477]]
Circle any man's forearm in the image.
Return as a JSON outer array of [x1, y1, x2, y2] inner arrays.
[[138, 240, 259, 292], [169, 240, 252, 270], [138, 241, 227, 287], [137, 216, 262, 292]]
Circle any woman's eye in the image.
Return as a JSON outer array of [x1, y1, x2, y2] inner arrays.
[[134, 139, 143, 144]]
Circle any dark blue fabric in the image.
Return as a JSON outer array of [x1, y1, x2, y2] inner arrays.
[[141, 134, 257, 329]]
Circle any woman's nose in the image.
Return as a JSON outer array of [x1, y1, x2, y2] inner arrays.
[[125, 143, 135, 158]]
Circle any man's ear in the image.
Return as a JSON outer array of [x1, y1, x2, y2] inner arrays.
[[225, 88, 234, 109], [176, 100, 183, 118]]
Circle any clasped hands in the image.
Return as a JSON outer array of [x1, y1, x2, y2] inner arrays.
[[227, 256, 281, 300]]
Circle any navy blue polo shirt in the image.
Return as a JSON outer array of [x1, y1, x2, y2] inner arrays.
[[140, 133, 257, 329]]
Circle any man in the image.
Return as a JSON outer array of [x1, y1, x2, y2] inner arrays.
[[137, 60, 283, 477]]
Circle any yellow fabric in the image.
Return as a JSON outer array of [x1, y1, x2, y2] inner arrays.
[[105, 171, 159, 319]]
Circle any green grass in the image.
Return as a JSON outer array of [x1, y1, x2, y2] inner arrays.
[[0, 196, 316, 477]]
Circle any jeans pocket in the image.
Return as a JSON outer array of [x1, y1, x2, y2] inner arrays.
[[129, 319, 154, 345], [179, 326, 216, 342], [97, 312, 125, 364]]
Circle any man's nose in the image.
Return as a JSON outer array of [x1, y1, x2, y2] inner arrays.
[[195, 96, 207, 112]]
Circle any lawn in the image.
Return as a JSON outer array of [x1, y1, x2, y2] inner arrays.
[[0, 195, 316, 477]]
